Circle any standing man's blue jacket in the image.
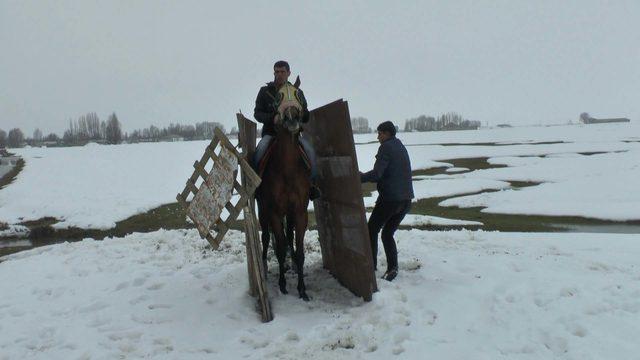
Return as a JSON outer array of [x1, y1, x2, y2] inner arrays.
[[361, 137, 414, 202]]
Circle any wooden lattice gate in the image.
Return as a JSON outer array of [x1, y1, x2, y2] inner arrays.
[[177, 127, 273, 322]]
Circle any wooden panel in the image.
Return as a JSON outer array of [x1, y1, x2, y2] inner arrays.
[[304, 99, 377, 301], [237, 113, 272, 322]]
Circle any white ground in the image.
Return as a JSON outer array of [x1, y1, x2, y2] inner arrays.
[[0, 122, 639, 359], [2, 122, 639, 229], [1, 229, 638, 359]]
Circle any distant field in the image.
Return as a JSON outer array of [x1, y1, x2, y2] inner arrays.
[[1, 122, 640, 256]]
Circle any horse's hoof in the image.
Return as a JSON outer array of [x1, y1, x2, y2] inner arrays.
[[279, 283, 288, 295], [299, 292, 310, 301]]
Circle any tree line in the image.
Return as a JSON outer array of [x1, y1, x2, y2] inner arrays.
[[2, 111, 481, 149], [404, 113, 481, 132], [128, 121, 225, 142], [1, 112, 227, 148], [62, 112, 123, 145], [350, 112, 481, 134]]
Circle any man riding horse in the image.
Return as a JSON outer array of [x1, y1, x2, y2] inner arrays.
[[253, 60, 320, 200], [252, 60, 318, 300]]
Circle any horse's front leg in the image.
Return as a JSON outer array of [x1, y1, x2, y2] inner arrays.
[[286, 215, 297, 273], [257, 198, 270, 274], [270, 217, 288, 295], [294, 210, 310, 301]]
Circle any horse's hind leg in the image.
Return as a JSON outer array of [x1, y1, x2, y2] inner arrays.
[[271, 218, 288, 295], [294, 211, 310, 301]]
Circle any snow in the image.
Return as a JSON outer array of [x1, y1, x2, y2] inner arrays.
[[1, 122, 639, 227], [397, 214, 482, 227], [440, 150, 640, 221], [0, 122, 640, 358], [1, 229, 638, 359], [445, 167, 468, 173], [0, 224, 29, 238], [0, 140, 224, 229]]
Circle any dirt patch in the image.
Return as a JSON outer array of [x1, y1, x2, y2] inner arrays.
[[0, 157, 24, 190]]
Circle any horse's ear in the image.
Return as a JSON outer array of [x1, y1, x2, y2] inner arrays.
[[293, 76, 301, 88]]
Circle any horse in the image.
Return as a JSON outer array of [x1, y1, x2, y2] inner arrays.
[[256, 93, 312, 301]]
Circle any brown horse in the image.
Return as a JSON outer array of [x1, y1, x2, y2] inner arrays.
[[256, 104, 311, 301]]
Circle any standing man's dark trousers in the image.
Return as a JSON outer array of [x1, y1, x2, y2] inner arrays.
[[368, 199, 412, 272]]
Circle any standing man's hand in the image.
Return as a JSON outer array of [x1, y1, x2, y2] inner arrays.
[[274, 113, 282, 125]]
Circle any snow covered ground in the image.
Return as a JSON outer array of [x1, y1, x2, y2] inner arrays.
[[1, 121, 639, 228], [441, 150, 640, 221], [1, 229, 638, 359], [1, 122, 640, 359]]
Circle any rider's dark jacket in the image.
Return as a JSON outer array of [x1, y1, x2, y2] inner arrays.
[[254, 81, 310, 137]]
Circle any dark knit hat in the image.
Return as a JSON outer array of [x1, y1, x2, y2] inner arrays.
[[377, 121, 397, 136]]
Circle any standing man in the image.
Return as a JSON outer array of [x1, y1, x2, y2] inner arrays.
[[360, 121, 414, 281], [253, 60, 320, 199]]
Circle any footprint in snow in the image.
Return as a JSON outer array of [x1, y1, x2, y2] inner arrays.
[[78, 301, 109, 314], [129, 295, 150, 305], [147, 283, 165, 291], [114, 282, 129, 291], [392, 345, 405, 355], [87, 317, 111, 328], [148, 304, 173, 310], [132, 278, 146, 287]]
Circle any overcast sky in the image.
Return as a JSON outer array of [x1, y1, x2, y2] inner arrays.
[[1, 0, 639, 135]]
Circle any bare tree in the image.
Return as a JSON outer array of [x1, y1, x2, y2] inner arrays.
[[351, 117, 371, 134], [33, 128, 43, 143], [7, 128, 25, 148], [85, 112, 101, 140], [45, 133, 60, 143], [105, 113, 122, 144]]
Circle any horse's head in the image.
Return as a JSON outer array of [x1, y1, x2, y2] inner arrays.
[[275, 85, 303, 135]]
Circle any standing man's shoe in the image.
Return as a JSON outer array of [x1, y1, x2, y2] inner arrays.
[[382, 267, 398, 281]]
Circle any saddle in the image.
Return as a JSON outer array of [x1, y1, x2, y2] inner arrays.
[[257, 140, 312, 178]]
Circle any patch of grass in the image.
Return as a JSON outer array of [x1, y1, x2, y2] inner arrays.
[[111, 202, 193, 237], [406, 141, 568, 147], [21, 217, 58, 228], [578, 151, 608, 156], [404, 179, 640, 232], [0, 245, 31, 259], [360, 182, 377, 198], [354, 140, 378, 145], [4, 149, 639, 258], [0, 158, 24, 190], [405, 191, 631, 232], [508, 180, 543, 188], [413, 157, 508, 177]]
